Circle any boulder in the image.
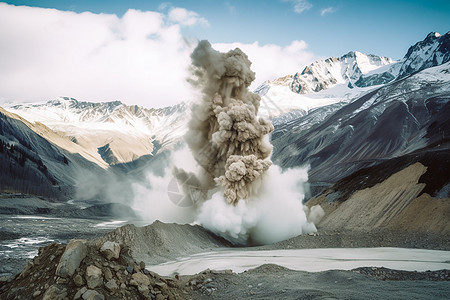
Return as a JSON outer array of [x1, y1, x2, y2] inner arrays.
[[100, 241, 121, 260], [104, 268, 113, 281], [73, 274, 84, 287], [55, 239, 87, 278], [129, 272, 150, 287], [105, 279, 118, 292], [82, 289, 105, 300], [86, 265, 103, 289], [74, 287, 87, 300], [42, 284, 67, 300]]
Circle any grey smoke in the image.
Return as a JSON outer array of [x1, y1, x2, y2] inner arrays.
[[177, 41, 323, 245], [183, 40, 274, 205]]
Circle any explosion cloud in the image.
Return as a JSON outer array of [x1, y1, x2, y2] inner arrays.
[[184, 40, 274, 205], [172, 40, 324, 244]]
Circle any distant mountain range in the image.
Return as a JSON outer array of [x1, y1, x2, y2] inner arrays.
[[1, 32, 449, 220]]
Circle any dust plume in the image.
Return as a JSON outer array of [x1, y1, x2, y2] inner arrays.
[[183, 40, 273, 205], [176, 40, 323, 244]]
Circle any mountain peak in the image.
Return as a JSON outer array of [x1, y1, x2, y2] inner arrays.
[[398, 31, 450, 78], [287, 51, 394, 94], [426, 32, 441, 39]]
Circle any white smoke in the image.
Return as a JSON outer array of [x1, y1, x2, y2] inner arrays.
[[198, 166, 322, 245], [131, 148, 198, 224], [128, 151, 324, 245], [128, 41, 324, 245], [168, 40, 323, 245]]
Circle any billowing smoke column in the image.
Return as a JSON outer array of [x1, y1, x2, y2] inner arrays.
[[169, 40, 324, 245], [185, 40, 274, 205]]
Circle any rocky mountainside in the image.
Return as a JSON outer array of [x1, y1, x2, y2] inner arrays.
[[397, 31, 450, 79], [270, 32, 449, 192], [275, 31, 450, 95], [6, 98, 188, 166], [1, 32, 448, 218], [290, 51, 395, 93], [272, 62, 450, 185], [269, 32, 450, 237], [0, 107, 154, 207], [0, 107, 105, 199]]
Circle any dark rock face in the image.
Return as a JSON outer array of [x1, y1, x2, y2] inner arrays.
[[397, 31, 450, 79], [97, 143, 119, 165], [355, 72, 395, 87], [271, 64, 450, 196]]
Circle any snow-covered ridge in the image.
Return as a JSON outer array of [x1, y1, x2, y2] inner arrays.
[[256, 32, 449, 120], [255, 51, 392, 120], [287, 51, 395, 94], [6, 97, 189, 166], [397, 31, 450, 79], [9, 97, 186, 133], [5, 32, 448, 167]]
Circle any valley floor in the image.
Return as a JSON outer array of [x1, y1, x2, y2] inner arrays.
[[182, 266, 449, 300], [0, 215, 449, 299]]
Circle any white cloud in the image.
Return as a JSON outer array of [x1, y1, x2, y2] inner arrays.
[[320, 6, 336, 16], [0, 3, 201, 107], [284, 0, 313, 14], [0, 3, 317, 108], [213, 40, 316, 89], [168, 7, 209, 27]]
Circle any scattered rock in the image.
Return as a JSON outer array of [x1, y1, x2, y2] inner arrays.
[[32, 290, 41, 297], [82, 289, 105, 300], [130, 272, 150, 287], [74, 287, 87, 300], [105, 279, 118, 292], [99, 241, 121, 260], [56, 239, 87, 278], [73, 274, 84, 287], [42, 284, 67, 300], [138, 284, 150, 296], [86, 265, 103, 289]]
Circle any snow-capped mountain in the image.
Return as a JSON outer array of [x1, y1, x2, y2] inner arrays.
[[272, 61, 450, 180], [398, 31, 450, 79], [6, 98, 188, 166], [257, 31, 449, 122], [0, 107, 106, 199], [2, 31, 448, 204], [255, 51, 396, 121], [289, 51, 395, 93]]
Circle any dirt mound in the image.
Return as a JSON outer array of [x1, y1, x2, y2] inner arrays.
[[0, 231, 448, 300], [95, 221, 229, 264], [309, 162, 450, 235], [0, 240, 189, 300]]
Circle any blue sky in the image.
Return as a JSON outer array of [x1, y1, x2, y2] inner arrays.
[[4, 0, 450, 59], [0, 1, 449, 107]]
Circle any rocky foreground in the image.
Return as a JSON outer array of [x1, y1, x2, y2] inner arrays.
[[0, 223, 449, 300]]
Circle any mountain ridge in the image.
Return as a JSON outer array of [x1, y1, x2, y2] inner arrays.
[[1, 31, 448, 209]]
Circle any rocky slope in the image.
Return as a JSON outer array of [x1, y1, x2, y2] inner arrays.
[[5, 98, 188, 166], [289, 51, 394, 93], [272, 62, 450, 188], [0, 225, 448, 300], [397, 31, 450, 79], [96, 221, 229, 265], [308, 161, 449, 235], [0, 107, 107, 199]]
